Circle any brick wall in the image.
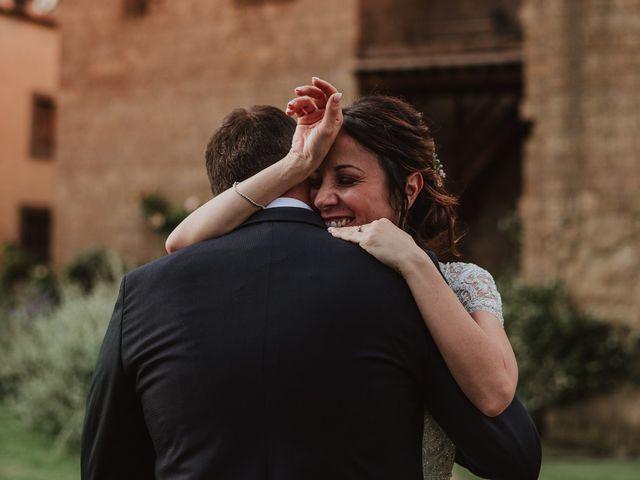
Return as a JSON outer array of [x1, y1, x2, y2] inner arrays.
[[520, 0, 640, 328], [54, 0, 358, 266]]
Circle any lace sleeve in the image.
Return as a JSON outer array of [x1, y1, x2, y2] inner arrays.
[[439, 262, 504, 326]]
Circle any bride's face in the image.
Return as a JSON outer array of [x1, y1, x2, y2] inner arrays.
[[309, 133, 398, 228]]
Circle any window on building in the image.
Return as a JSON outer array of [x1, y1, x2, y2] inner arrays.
[[123, 0, 149, 18], [30, 94, 56, 159], [20, 207, 52, 263]]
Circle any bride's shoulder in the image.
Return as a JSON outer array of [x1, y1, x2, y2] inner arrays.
[[438, 261, 494, 282], [438, 261, 504, 325]]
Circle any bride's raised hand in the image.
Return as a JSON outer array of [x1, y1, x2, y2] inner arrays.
[[284, 78, 342, 175], [328, 218, 426, 276], [287, 77, 338, 122]]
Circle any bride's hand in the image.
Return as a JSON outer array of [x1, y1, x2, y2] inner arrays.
[[328, 218, 427, 275], [284, 77, 343, 177], [287, 77, 337, 123]]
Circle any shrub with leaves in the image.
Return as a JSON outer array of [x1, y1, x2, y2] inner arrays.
[[0, 244, 58, 308], [0, 282, 120, 453], [140, 192, 189, 236], [64, 248, 127, 294], [501, 280, 636, 422]]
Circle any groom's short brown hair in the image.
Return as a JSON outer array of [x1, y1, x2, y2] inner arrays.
[[205, 105, 296, 195]]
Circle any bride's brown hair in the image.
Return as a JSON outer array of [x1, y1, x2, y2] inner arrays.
[[342, 96, 459, 257]]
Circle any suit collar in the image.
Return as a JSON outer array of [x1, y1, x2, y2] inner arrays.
[[240, 207, 327, 230]]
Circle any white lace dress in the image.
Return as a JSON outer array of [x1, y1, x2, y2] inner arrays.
[[421, 262, 504, 480]]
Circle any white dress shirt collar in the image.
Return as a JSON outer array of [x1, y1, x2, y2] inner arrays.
[[265, 197, 313, 211]]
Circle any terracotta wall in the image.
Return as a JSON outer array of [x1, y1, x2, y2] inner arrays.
[[0, 11, 59, 252]]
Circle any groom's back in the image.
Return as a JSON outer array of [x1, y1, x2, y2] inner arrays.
[[82, 208, 427, 480], [117, 208, 431, 479]]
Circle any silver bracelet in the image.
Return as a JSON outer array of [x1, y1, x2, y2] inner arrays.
[[233, 182, 265, 210]]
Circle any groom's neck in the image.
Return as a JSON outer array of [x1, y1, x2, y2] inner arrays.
[[281, 184, 311, 207]]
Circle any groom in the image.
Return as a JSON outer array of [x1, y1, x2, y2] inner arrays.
[[81, 95, 541, 479]]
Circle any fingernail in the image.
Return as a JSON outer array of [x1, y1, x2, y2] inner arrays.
[[333, 92, 342, 102], [327, 227, 335, 232], [312, 76, 319, 81], [294, 87, 303, 92]]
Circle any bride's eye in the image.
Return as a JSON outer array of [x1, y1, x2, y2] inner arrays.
[[337, 176, 359, 187]]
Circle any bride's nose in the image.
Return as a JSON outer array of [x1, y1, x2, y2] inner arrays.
[[313, 183, 339, 210]]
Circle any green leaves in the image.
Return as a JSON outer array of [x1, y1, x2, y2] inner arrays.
[[0, 283, 119, 453], [140, 192, 189, 236], [501, 280, 636, 419]]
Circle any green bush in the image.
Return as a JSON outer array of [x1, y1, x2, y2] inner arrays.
[[64, 248, 127, 294], [140, 192, 188, 236], [0, 244, 59, 308], [0, 244, 35, 292], [501, 281, 636, 422], [0, 282, 120, 453]]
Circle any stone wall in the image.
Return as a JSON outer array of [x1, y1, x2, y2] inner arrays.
[[359, 0, 521, 57], [520, 0, 640, 328], [54, 0, 640, 330], [54, 0, 358, 267]]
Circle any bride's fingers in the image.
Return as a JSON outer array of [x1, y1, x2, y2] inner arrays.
[[327, 225, 365, 244], [318, 92, 343, 132], [287, 97, 318, 117], [312, 77, 339, 98], [285, 104, 307, 117], [294, 85, 328, 109]]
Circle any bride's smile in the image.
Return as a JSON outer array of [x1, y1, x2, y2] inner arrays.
[[323, 217, 354, 228], [310, 133, 397, 227]]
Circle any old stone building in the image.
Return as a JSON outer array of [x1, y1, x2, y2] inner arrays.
[[519, 0, 640, 452], [2, 0, 634, 450], [4, 0, 636, 311], [52, 0, 530, 272], [54, 0, 640, 324], [520, 0, 640, 329], [53, 0, 359, 267]]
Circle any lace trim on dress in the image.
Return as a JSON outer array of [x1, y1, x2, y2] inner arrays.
[[422, 413, 455, 480], [439, 262, 504, 325], [422, 262, 505, 480]]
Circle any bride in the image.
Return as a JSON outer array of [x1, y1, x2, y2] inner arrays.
[[166, 78, 518, 480]]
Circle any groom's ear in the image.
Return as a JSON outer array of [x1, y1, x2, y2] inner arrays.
[[405, 172, 424, 209]]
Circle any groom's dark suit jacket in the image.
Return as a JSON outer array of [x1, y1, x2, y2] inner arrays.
[[81, 207, 541, 480]]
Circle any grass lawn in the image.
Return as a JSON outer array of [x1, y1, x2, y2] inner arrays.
[[454, 445, 640, 480], [2, 402, 639, 480], [0, 404, 79, 480]]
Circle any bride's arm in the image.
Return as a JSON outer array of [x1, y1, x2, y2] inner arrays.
[[165, 79, 342, 253], [329, 219, 517, 417], [166, 153, 305, 253], [404, 260, 517, 417]]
